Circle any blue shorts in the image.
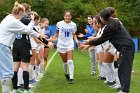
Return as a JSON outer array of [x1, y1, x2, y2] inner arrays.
[[0, 43, 14, 78]]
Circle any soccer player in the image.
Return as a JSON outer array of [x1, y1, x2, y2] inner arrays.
[[0, 2, 45, 93], [43, 18, 53, 70], [78, 15, 96, 75], [83, 9, 135, 93], [35, 18, 52, 78], [11, 3, 36, 93], [53, 10, 79, 84]]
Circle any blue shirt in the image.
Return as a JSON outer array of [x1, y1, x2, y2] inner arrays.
[[44, 26, 52, 38], [84, 24, 94, 39]]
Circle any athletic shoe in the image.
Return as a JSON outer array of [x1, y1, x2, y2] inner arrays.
[[112, 84, 121, 89], [68, 79, 74, 84], [91, 72, 96, 76], [18, 88, 24, 93], [98, 76, 106, 81], [104, 81, 116, 86], [10, 89, 21, 93], [29, 83, 35, 88], [117, 90, 129, 93], [65, 74, 70, 81], [23, 90, 33, 93], [29, 78, 36, 84], [117, 87, 122, 92]]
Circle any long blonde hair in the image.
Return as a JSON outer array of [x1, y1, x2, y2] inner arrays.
[[12, 1, 25, 15]]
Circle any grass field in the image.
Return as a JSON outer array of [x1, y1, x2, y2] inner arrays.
[[0, 49, 140, 93]]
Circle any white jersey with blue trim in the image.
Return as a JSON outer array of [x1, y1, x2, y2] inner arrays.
[[56, 20, 77, 48]]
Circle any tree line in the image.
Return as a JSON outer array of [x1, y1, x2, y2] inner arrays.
[[0, 0, 140, 37]]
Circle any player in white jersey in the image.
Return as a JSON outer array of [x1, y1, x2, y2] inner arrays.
[[53, 10, 79, 84]]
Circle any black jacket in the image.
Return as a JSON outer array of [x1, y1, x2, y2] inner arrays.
[[89, 18, 135, 52]]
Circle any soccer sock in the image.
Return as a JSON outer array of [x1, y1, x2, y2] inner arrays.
[[100, 62, 106, 78], [12, 71, 18, 89], [35, 66, 39, 74], [98, 62, 102, 76], [103, 62, 113, 82], [67, 60, 74, 79], [40, 62, 44, 73], [63, 63, 68, 74], [29, 64, 34, 80], [23, 71, 29, 90], [17, 68, 24, 86], [1, 77, 11, 93], [109, 63, 116, 81], [44, 60, 47, 69]]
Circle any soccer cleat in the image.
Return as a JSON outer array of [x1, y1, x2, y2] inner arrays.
[[23, 90, 33, 93], [10, 89, 19, 93], [91, 72, 96, 76], [29, 78, 37, 84], [105, 81, 116, 86], [98, 76, 106, 81], [68, 79, 74, 84], [65, 74, 70, 81], [117, 87, 122, 92]]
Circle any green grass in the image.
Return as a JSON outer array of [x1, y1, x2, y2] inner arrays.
[[0, 49, 140, 93]]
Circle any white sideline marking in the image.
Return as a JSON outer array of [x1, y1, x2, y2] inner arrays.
[[45, 50, 58, 71], [31, 50, 58, 92]]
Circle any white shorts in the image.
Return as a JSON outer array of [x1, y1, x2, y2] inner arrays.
[[96, 45, 104, 53], [57, 47, 74, 53], [108, 46, 116, 55], [30, 37, 37, 49], [36, 44, 41, 53]]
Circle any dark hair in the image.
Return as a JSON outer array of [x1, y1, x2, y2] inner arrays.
[[87, 15, 93, 19], [100, 9, 111, 21], [94, 14, 101, 24], [94, 14, 104, 28], [106, 7, 116, 18], [64, 10, 72, 16]]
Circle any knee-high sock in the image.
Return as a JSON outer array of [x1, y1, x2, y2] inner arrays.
[[98, 62, 102, 76], [103, 62, 113, 82], [1, 77, 11, 93], [29, 65, 34, 80], [40, 62, 44, 73], [17, 68, 23, 86], [44, 60, 47, 69], [109, 63, 116, 81], [12, 71, 18, 89], [23, 71, 29, 90], [67, 60, 74, 79], [100, 62, 106, 78], [63, 62, 68, 74]]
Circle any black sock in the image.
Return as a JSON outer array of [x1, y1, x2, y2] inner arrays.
[[23, 71, 29, 90], [12, 71, 18, 89]]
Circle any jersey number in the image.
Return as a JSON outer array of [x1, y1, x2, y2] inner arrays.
[[16, 34, 22, 39], [65, 32, 70, 37]]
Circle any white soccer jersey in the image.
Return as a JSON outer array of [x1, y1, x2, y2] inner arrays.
[[56, 20, 77, 48]]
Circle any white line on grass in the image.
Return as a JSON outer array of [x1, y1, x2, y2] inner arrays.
[[31, 50, 58, 92], [45, 50, 58, 71]]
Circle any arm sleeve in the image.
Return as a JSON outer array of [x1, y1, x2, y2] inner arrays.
[[73, 24, 77, 33], [89, 25, 114, 46], [8, 20, 40, 38], [83, 25, 94, 38]]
